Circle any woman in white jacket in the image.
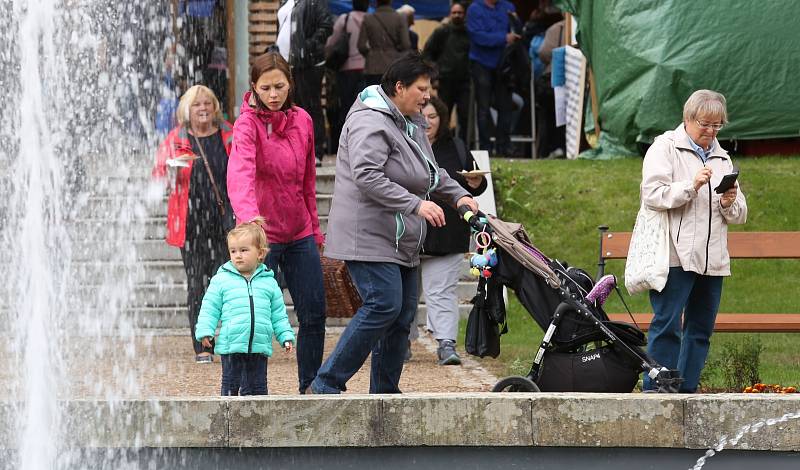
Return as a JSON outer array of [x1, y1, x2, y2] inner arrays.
[[640, 90, 747, 393]]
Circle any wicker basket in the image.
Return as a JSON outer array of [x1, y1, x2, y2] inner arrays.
[[320, 256, 362, 318]]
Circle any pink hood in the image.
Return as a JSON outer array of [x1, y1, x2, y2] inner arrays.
[[227, 92, 323, 245]]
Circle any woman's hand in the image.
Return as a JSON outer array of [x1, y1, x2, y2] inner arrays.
[[720, 185, 738, 208], [464, 174, 483, 189], [201, 337, 214, 349], [418, 200, 446, 227], [456, 196, 479, 213], [694, 167, 713, 192]]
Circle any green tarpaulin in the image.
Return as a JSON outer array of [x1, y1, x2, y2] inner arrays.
[[558, 0, 800, 158]]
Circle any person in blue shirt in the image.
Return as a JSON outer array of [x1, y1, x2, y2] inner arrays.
[[466, 0, 521, 157]]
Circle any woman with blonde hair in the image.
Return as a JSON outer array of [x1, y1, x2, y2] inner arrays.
[[153, 84, 236, 363]]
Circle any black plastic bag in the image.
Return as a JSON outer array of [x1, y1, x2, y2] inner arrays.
[[465, 278, 502, 358]]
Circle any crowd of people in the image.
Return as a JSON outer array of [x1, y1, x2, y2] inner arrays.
[[152, 1, 746, 397], [284, 0, 569, 160]]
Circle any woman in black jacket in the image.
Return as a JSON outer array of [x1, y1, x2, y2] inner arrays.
[[418, 96, 487, 365]]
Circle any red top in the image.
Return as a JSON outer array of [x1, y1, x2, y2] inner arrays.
[[152, 122, 234, 247]]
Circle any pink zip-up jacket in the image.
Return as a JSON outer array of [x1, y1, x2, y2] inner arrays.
[[227, 92, 323, 245]]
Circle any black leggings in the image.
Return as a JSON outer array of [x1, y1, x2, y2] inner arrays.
[[181, 226, 228, 355]]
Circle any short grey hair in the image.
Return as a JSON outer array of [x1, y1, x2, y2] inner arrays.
[[683, 89, 728, 124]]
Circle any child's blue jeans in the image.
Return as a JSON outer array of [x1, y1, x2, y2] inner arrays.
[[220, 353, 268, 396]]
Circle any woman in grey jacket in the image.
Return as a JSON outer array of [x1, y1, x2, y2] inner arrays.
[[640, 90, 747, 393], [311, 53, 478, 394]]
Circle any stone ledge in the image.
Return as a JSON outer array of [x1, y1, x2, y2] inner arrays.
[[1, 394, 798, 451], [684, 394, 800, 451]]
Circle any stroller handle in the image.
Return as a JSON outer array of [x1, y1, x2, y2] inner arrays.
[[457, 205, 490, 232]]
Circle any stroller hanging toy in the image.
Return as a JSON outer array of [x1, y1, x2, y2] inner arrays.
[[469, 229, 497, 278]]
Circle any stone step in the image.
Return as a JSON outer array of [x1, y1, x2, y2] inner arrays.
[[0, 301, 473, 331], [73, 192, 332, 220], [68, 217, 166, 241], [70, 257, 478, 285], [80, 302, 474, 330], [72, 196, 167, 218], [84, 279, 479, 309]]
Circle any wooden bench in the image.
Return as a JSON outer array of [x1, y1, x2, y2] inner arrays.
[[596, 229, 800, 332]]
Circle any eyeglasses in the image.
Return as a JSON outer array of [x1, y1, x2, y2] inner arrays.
[[695, 120, 724, 131]]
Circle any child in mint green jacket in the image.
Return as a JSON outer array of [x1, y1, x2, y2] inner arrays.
[[196, 218, 295, 396]]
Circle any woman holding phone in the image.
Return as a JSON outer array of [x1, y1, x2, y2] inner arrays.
[[639, 89, 747, 393]]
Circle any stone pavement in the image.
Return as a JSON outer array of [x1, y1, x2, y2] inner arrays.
[[0, 328, 498, 399]]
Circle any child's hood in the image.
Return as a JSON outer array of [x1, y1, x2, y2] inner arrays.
[[217, 261, 274, 280]]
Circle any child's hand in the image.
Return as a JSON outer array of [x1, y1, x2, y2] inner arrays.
[[283, 341, 294, 353], [201, 337, 213, 349]]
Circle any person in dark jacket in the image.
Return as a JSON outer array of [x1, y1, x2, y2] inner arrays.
[[419, 96, 486, 365], [423, 1, 470, 142], [396, 4, 419, 51], [276, 0, 333, 166], [357, 0, 411, 86]]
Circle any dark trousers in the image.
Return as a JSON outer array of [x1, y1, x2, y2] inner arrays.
[[293, 65, 326, 159], [221, 353, 268, 396], [333, 69, 365, 150], [181, 234, 228, 355], [312, 261, 418, 394], [265, 235, 326, 393], [437, 76, 471, 143], [470, 61, 513, 155], [535, 74, 565, 157]]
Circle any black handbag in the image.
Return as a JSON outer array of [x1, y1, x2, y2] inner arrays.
[[325, 14, 350, 71], [465, 277, 504, 358]]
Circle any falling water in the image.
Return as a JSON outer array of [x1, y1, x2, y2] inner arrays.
[[1, 0, 172, 467], [689, 410, 800, 469]]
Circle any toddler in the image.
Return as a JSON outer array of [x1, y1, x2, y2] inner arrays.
[[195, 217, 295, 395]]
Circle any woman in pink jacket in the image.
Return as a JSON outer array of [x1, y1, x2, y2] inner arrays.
[[227, 52, 326, 394]]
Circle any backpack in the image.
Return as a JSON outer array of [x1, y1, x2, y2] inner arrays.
[[325, 14, 350, 71]]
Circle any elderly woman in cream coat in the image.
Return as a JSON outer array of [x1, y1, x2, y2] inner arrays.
[[640, 90, 747, 393]]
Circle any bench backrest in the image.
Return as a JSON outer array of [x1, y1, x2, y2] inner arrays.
[[601, 231, 800, 260]]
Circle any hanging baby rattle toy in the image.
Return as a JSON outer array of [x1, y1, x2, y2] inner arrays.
[[469, 229, 498, 279]]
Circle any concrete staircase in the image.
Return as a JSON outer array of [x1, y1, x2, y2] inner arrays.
[[64, 159, 477, 329]]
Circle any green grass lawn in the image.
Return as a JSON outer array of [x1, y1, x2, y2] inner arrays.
[[461, 156, 800, 390]]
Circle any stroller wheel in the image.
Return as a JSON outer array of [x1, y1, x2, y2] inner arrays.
[[491, 376, 540, 392]]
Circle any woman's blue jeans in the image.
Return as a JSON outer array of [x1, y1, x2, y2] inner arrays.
[[265, 235, 326, 393], [643, 267, 723, 393], [311, 261, 418, 394]]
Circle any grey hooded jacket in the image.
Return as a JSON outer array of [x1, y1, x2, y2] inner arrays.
[[324, 85, 470, 267]]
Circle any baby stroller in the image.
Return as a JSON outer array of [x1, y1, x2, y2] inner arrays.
[[459, 208, 683, 393]]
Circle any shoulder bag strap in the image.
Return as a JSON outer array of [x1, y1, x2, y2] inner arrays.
[[192, 134, 226, 217], [373, 14, 399, 50]]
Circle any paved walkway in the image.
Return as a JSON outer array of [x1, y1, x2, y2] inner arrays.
[[2, 328, 498, 398]]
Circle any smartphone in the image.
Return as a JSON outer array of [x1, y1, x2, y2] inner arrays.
[[714, 171, 739, 194]]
